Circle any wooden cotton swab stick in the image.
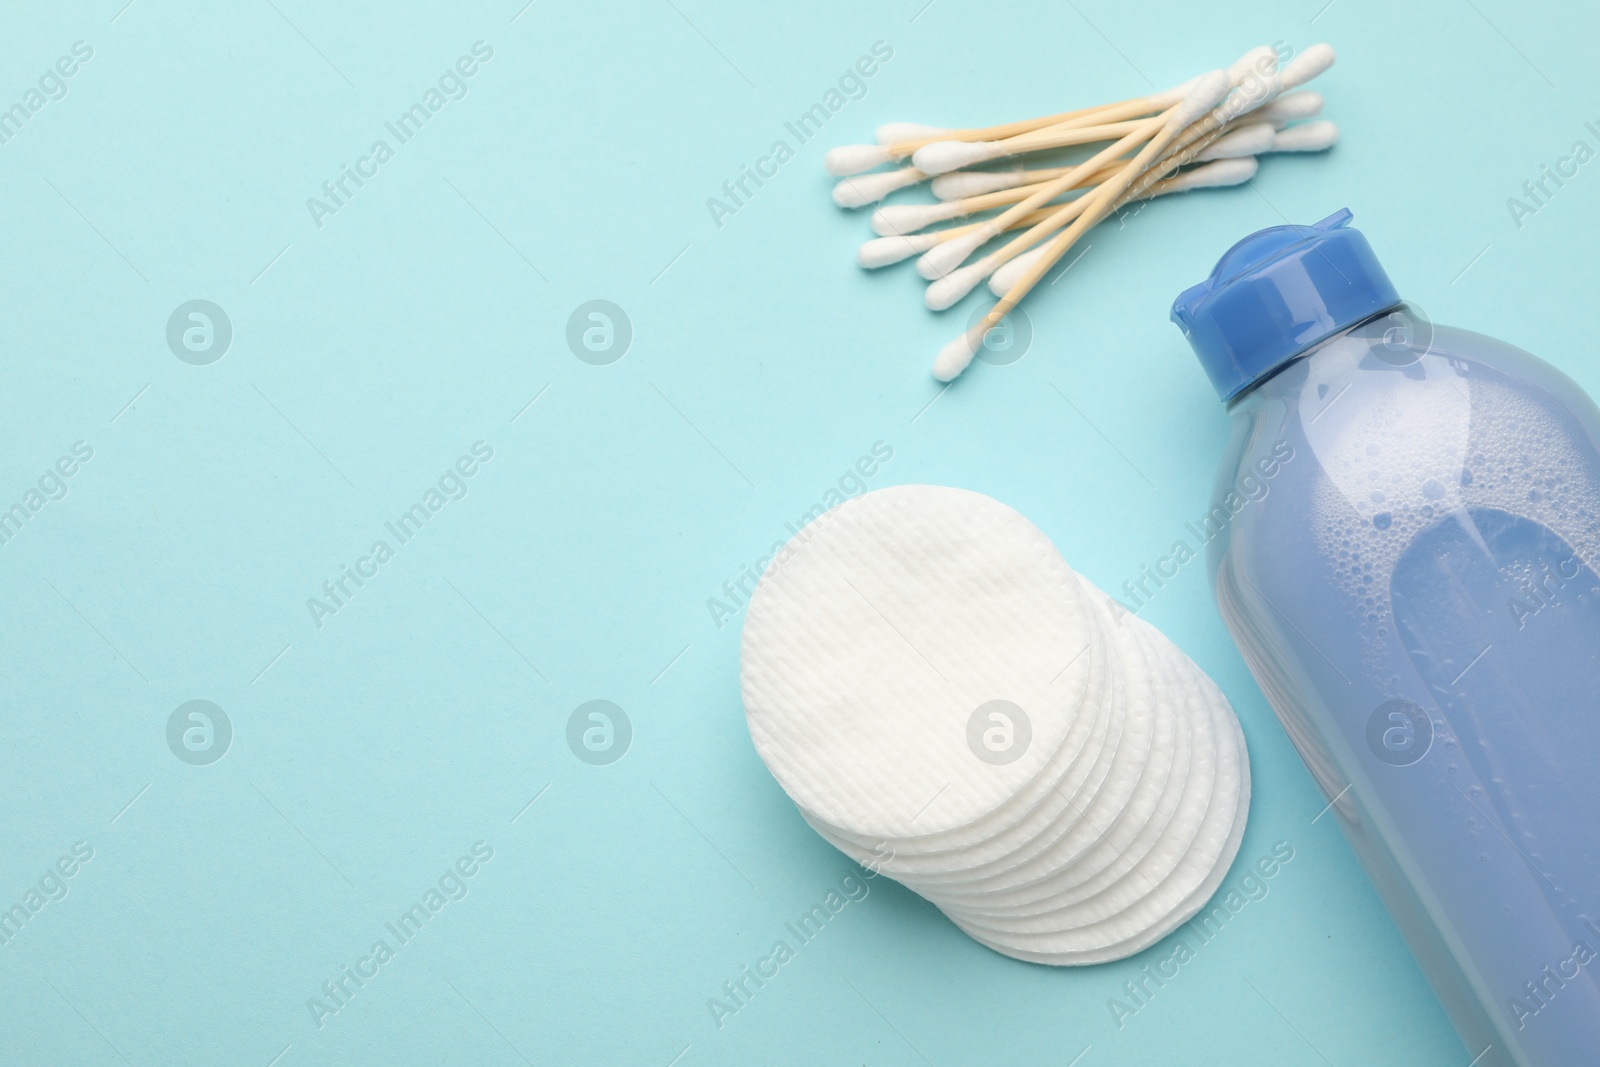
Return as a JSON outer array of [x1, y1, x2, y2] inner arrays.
[[932, 70, 1235, 380], [931, 114, 1275, 201], [918, 44, 1299, 284], [915, 46, 1286, 278], [986, 157, 1262, 294], [909, 115, 1169, 272], [827, 101, 1129, 176], [904, 43, 1276, 178], [824, 65, 1229, 177], [924, 110, 1266, 307], [883, 159, 1132, 262], [932, 49, 1317, 364], [856, 207, 1066, 268], [932, 161, 1124, 201], [911, 117, 1152, 175], [981, 120, 1339, 294], [832, 115, 1158, 211], [873, 170, 1116, 238]]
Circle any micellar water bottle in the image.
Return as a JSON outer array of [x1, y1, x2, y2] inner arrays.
[[1171, 209, 1600, 1067]]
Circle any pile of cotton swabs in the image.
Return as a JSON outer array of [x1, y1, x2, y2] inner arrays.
[[825, 44, 1338, 381]]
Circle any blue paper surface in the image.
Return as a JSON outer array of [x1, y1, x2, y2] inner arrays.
[[2, 1, 1594, 1063]]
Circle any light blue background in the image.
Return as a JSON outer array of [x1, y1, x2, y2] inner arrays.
[[1, 0, 1593, 1063]]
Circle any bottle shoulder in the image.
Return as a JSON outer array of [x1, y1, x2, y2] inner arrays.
[[1219, 315, 1599, 476], [1207, 313, 1600, 589]]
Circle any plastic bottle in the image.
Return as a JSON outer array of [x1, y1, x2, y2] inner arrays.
[[1171, 209, 1600, 1067]]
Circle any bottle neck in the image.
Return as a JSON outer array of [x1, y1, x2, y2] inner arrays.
[[1224, 301, 1408, 409]]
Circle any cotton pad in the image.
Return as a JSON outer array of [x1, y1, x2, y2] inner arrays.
[[739, 484, 1250, 965], [741, 485, 1098, 840], [830, 591, 1153, 885], [928, 601, 1194, 901], [801, 582, 1123, 867], [942, 620, 1239, 930]]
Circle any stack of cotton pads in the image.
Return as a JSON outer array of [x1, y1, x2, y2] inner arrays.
[[739, 485, 1249, 964]]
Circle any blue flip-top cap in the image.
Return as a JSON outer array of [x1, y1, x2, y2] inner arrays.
[[1170, 209, 1401, 402]]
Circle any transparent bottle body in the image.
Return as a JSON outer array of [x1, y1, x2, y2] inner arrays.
[[1208, 307, 1600, 1067]]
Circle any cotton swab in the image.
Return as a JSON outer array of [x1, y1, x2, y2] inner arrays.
[[924, 46, 1329, 290], [833, 166, 928, 208], [931, 157, 1146, 201], [1281, 43, 1336, 90], [824, 143, 899, 177], [928, 96, 1306, 201], [931, 168, 1031, 200], [880, 158, 1127, 237], [822, 42, 1340, 381], [911, 118, 1153, 175], [1258, 91, 1322, 128], [829, 70, 1224, 178], [986, 158, 1260, 294], [909, 113, 1169, 269], [858, 232, 944, 268], [1195, 121, 1275, 161], [933, 71, 1234, 380], [975, 100, 1337, 321], [933, 100, 1261, 308], [1270, 120, 1339, 152], [856, 207, 1061, 268], [915, 43, 1280, 276], [828, 100, 1138, 175]]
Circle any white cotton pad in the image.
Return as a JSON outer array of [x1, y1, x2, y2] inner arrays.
[[926, 602, 1195, 901], [789, 567, 1119, 859], [802, 605, 1117, 864], [738, 484, 1251, 965], [843, 591, 1154, 883], [946, 769, 1249, 965], [740, 485, 1097, 840], [946, 661, 1248, 957], [800, 601, 1122, 875], [940, 614, 1230, 924]]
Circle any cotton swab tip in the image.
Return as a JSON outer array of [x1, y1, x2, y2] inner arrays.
[[1164, 156, 1259, 193], [1258, 91, 1324, 128], [1271, 120, 1339, 153], [932, 328, 982, 381], [832, 168, 924, 208], [871, 202, 963, 236], [1150, 73, 1202, 108], [1169, 70, 1232, 130], [1218, 70, 1283, 123], [1197, 121, 1275, 161], [1228, 44, 1279, 83], [857, 233, 939, 268], [912, 139, 1005, 175], [876, 122, 949, 145], [931, 169, 1026, 200], [924, 263, 991, 310], [987, 245, 1048, 296], [1281, 43, 1336, 90], [916, 228, 993, 278], [825, 143, 893, 176]]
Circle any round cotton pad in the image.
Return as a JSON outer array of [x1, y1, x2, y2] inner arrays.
[[738, 484, 1252, 966], [829, 591, 1152, 886], [804, 591, 1119, 863], [945, 655, 1249, 953], [941, 616, 1235, 931], [803, 582, 1124, 871], [740, 485, 1097, 840], [926, 597, 1195, 903]]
